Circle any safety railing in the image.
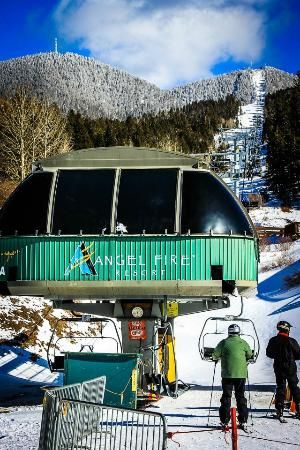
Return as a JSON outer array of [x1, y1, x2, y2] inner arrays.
[[39, 376, 106, 450], [54, 399, 168, 450]]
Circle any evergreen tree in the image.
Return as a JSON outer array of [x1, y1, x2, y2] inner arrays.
[[264, 77, 300, 205], [66, 95, 240, 155], [67, 110, 94, 150]]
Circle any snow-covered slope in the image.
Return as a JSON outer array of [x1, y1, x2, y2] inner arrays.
[[238, 70, 265, 129], [213, 68, 267, 197], [0, 53, 296, 119]]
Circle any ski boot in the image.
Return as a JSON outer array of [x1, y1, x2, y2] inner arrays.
[[238, 422, 249, 433], [275, 408, 287, 423]]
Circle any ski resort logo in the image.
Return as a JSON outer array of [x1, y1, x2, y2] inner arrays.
[[65, 242, 97, 276]]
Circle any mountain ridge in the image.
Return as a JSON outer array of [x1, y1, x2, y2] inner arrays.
[[0, 52, 296, 119]]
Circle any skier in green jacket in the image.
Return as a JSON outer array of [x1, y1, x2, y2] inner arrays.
[[212, 324, 253, 429]]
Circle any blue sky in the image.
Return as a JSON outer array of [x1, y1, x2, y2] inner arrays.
[[1, 0, 299, 88]]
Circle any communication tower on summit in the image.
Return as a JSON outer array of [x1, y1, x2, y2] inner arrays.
[[54, 37, 58, 54]]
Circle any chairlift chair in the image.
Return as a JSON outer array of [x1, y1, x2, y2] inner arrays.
[[47, 316, 122, 372], [198, 315, 260, 363]]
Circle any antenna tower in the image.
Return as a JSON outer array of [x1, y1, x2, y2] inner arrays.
[[54, 38, 58, 54]]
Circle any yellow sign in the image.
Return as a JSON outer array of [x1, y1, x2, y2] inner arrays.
[[131, 368, 137, 392], [167, 301, 178, 317]]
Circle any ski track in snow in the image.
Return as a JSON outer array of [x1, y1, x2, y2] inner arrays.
[[1, 69, 300, 449]]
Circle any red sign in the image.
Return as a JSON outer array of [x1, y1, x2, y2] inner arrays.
[[128, 320, 147, 340]]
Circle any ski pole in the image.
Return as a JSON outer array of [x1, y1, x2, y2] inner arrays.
[[266, 387, 276, 417], [207, 361, 217, 426], [246, 370, 254, 426]]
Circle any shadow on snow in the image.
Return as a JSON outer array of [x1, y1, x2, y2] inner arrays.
[[0, 344, 62, 406], [257, 259, 300, 315]]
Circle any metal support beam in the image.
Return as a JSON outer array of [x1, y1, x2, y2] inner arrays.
[[52, 300, 115, 317], [52, 296, 230, 318], [178, 297, 230, 315]]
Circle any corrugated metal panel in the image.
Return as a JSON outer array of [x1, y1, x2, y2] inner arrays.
[[0, 235, 258, 282]]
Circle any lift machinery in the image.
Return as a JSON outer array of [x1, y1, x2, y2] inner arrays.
[[0, 147, 259, 405]]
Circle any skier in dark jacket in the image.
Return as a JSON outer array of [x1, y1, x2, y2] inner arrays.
[[212, 324, 252, 429], [266, 320, 300, 418]]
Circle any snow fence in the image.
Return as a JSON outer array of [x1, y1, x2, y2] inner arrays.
[[39, 376, 106, 450], [53, 399, 167, 450], [39, 376, 167, 450]]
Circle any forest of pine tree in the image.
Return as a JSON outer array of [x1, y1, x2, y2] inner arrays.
[[264, 75, 300, 206], [67, 95, 239, 154], [1, 70, 299, 208]]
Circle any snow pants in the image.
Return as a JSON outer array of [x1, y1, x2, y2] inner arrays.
[[219, 378, 248, 424], [275, 370, 300, 413]]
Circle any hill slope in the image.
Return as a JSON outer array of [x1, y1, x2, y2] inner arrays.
[[0, 52, 296, 119]]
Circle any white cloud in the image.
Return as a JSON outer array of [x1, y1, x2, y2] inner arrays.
[[55, 0, 265, 88]]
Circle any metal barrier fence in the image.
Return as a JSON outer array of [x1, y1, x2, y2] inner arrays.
[[39, 376, 106, 450], [54, 399, 168, 450]]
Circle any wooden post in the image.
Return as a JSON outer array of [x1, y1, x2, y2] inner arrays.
[[231, 407, 238, 450]]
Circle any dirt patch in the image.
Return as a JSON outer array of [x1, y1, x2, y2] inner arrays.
[[0, 178, 17, 206]]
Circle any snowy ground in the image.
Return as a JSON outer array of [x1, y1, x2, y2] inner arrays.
[[250, 206, 300, 228], [0, 406, 42, 449], [1, 387, 300, 449], [157, 389, 300, 450]]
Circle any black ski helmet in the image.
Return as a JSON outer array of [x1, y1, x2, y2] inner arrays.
[[228, 324, 241, 335], [277, 321, 292, 333]]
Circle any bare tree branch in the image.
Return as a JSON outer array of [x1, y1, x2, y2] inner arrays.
[[0, 88, 72, 180]]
